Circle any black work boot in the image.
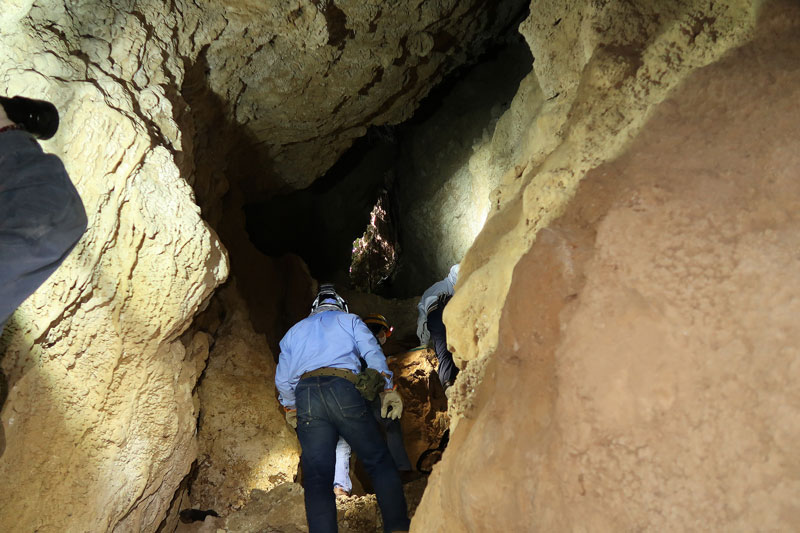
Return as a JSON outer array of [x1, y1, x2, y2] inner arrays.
[[0, 95, 59, 140]]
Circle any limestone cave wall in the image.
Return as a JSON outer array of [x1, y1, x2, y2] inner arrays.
[[0, 0, 528, 530], [416, 2, 800, 530], [1, 0, 799, 532]]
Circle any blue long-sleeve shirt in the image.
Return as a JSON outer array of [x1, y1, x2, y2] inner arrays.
[[416, 263, 459, 345], [275, 309, 394, 408]]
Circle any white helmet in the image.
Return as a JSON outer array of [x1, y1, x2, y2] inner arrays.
[[311, 283, 349, 313]]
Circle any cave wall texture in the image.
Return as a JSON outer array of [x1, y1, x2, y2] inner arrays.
[[417, 1, 800, 530], [0, 2, 231, 532], [1, 0, 799, 532]]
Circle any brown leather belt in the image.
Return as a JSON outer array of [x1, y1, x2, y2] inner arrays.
[[300, 367, 358, 385]]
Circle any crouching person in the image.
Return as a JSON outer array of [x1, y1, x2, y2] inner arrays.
[[275, 284, 410, 533]]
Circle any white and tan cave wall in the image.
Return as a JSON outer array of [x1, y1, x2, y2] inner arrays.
[[1, 0, 799, 532], [417, 1, 800, 531], [0, 0, 527, 531]]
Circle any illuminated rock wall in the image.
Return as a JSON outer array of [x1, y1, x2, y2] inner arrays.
[[392, 39, 533, 294], [0, 4, 228, 532], [190, 285, 301, 514], [447, 0, 761, 365], [415, 2, 800, 530], [0, 1, 527, 530]]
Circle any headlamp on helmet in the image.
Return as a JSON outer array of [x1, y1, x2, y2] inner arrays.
[[311, 283, 349, 313], [364, 313, 392, 337]]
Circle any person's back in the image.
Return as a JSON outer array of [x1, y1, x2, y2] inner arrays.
[[275, 307, 390, 408], [282, 311, 378, 369], [275, 285, 410, 533]]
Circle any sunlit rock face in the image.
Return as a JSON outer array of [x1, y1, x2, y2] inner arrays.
[[0, 5, 228, 533], [447, 0, 761, 365], [190, 285, 301, 513], [414, 3, 800, 530]]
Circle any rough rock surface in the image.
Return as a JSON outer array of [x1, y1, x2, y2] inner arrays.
[[223, 478, 428, 533], [197, 0, 530, 193], [387, 348, 449, 470], [413, 3, 800, 530], [0, 3, 230, 532], [191, 285, 301, 514], [392, 37, 533, 294], [447, 0, 761, 366]]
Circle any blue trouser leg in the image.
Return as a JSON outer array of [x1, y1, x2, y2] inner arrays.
[[383, 418, 412, 472], [370, 400, 412, 471], [0, 130, 87, 327], [296, 377, 410, 533], [426, 304, 459, 387], [333, 436, 352, 492], [296, 405, 339, 532]]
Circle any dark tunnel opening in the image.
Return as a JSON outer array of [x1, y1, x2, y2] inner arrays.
[[243, 26, 534, 299]]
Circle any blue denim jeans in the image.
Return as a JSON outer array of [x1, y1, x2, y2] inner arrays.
[[370, 400, 412, 471], [426, 302, 459, 387], [296, 376, 410, 533]]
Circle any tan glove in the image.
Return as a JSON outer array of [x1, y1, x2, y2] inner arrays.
[[380, 388, 403, 420], [285, 408, 297, 428]]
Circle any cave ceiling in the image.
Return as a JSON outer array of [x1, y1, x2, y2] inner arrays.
[[198, 0, 530, 196]]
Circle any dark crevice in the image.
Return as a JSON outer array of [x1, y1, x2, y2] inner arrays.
[[311, 0, 355, 48], [244, 24, 533, 297]]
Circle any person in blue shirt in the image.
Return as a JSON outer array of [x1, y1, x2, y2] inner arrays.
[[417, 264, 460, 392], [0, 95, 87, 331], [275, 284, 410, 533]]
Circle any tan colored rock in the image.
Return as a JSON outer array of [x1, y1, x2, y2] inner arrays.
[[448, 0, 761, 366], [191, 285, 301, 513], [388, 349, 449, 470], [200, 0, 530, 191], [0, 3, 228, 532], [0, 128, 227, 531], [223, 478, 429, 533], [413, 3, 800, 530], [0, 1, 789, 532]]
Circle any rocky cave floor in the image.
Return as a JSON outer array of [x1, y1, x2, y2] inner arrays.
[[178, 477, 430, 533], [176, 346, 449, 533]]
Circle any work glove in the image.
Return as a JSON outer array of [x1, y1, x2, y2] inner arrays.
[[285, 408, 297, 428], [380, 388, 403, 420]]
